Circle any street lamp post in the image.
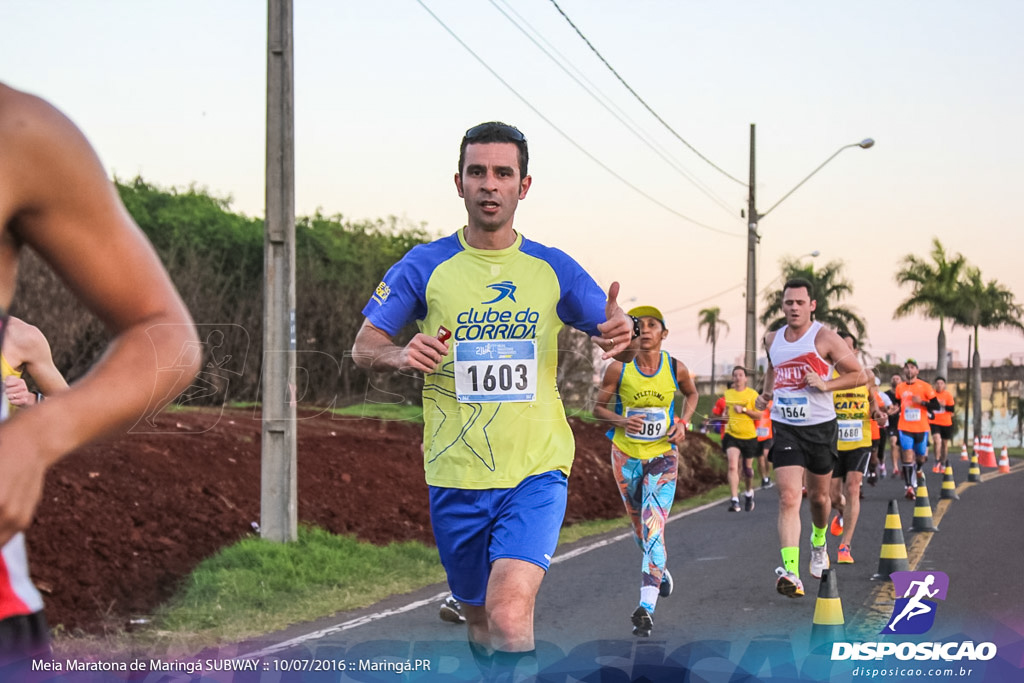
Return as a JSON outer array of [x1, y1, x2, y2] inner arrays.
[[743, 124, 874, 372]]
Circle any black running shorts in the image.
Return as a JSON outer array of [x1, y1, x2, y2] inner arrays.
[[769, 419, 838, 475], [722, 434, 760, 460], [833, 446, 872, 479]]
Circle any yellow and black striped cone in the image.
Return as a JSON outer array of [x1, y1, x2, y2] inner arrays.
[[910, 476, 939, 532], [967, 453, 981, 483], [872, 499, 910, 580], [940, 464, 959, 500], [810, 568, 845, 647]]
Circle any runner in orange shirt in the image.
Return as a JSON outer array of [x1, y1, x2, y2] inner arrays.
[[929, 376, 955, 473], [895, 359, 941, 499]]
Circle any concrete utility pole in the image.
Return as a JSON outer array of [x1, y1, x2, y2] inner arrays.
[[742, 127, 875, 373], [262, 0, 297, 543], [744, 125, 758, 373]]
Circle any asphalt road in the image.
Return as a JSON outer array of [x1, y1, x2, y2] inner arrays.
[[237, 457, 1023, 682]]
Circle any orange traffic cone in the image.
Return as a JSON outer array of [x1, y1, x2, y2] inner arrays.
[[998, 446, 1011, 474], [978, 435, 997, 468], [960, 443, 969, 462]]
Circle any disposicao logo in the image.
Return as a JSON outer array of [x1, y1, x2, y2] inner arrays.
[[482, 281, 517, 304], [883, 570, 948, 635], [831, 569, 998, 663]]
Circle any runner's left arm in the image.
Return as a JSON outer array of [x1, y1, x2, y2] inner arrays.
[[805, 329, 869, 392], [754, 332, 776, 411]]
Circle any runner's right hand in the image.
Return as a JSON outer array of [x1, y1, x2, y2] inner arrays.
[[399, 334, 449, 373]]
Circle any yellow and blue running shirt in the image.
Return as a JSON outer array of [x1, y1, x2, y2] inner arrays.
[[832, 371, 871, 451], [363, 229, 608, 489], [609, 351, 680, 460]]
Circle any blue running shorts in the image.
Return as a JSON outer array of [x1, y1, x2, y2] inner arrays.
[[898, 430, 929, 456], [428, 470, 568, 606]]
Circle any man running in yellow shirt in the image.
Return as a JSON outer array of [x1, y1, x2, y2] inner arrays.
[[828, 333, 886, 563]]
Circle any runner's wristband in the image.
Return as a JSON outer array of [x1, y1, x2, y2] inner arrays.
[[630, 316, 641, 339]]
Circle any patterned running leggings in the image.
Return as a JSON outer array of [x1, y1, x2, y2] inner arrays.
[[610, 444, 678, 607]]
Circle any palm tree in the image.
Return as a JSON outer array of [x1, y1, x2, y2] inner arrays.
[[951, 267, 1024, 437], [894, 238, 967, 378], [698, 307, 729, 395], [760, 257, 867, 339]]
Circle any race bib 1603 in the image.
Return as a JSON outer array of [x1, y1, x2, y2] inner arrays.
[[454, 339, 537, 403]]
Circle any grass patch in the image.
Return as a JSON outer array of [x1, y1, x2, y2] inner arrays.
[[703, 440, 727, 475], [559, 516, 629, 544], [90, 526, 446, 655], [565, 407, 600, 423], [330, 403, 424, 423], [678, 483, 731, 509]]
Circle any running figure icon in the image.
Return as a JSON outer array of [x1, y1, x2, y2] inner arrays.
[[887, 575, 939, 631]]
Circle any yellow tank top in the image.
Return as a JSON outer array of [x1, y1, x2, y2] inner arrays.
[[610, 352, 679, 459], [832, 371, 870, 450]]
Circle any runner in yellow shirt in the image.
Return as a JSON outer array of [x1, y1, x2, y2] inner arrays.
[[721, 366, 763, 512], [828, 333, 887, 564]]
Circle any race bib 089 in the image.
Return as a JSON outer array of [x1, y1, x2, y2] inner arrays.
[[625, 407, 669, 441], [454, 339, 537, 403]]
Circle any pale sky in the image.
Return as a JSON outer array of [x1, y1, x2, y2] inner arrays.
[[3, 1, 1022, 377]]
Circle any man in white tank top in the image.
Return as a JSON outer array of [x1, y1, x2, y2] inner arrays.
[[754, 279, 872, 598]]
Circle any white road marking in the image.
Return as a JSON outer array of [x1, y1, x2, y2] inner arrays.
[[243, 496, 730, 658]]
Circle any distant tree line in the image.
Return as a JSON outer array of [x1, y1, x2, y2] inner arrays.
[[13, 178, 434, 408]]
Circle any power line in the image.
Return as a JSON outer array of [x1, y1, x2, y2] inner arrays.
[[416, 0, 742, 238], [548, 0, 747, 187], [662, 281, 746, 315], [491, 0, 738, 217]]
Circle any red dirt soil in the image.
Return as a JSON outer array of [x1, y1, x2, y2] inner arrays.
[[26, 408, 724, 635]]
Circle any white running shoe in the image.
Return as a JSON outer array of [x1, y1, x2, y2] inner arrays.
[[809, 542, 830, 579], [774, 567, 805, 597]]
